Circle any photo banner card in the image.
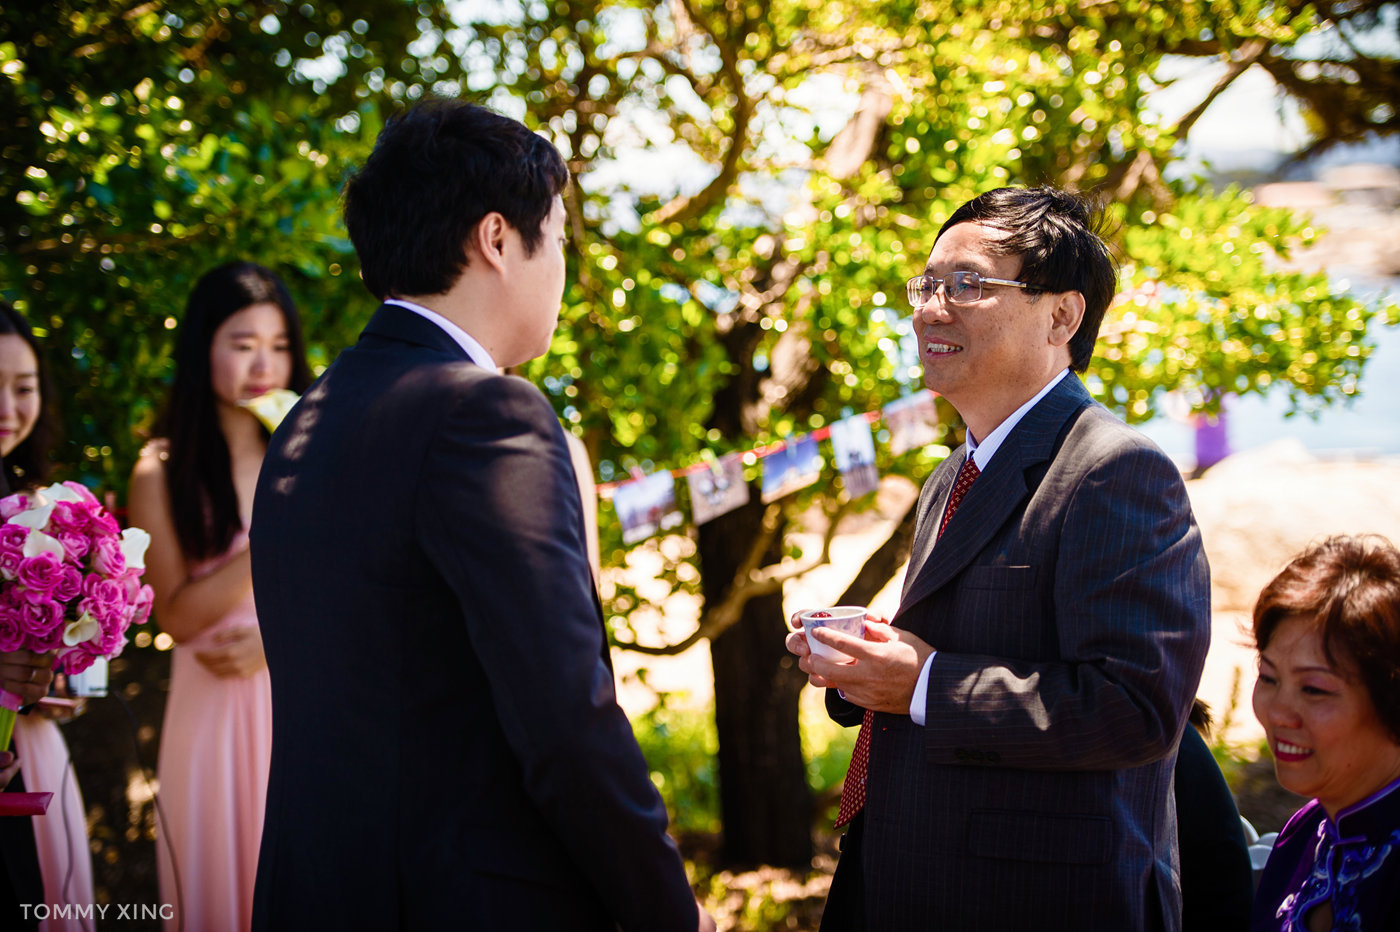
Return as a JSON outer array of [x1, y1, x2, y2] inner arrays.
[[685, 452, 750, 526], [829, 413, 880, 500], [883, 391, 939, 456], [760, 434, 822, 503], [613, 470, 685, 544]]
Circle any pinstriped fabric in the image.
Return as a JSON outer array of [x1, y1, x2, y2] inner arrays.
[[829, 375, 1210, 932], [835, 455, 980, 829]]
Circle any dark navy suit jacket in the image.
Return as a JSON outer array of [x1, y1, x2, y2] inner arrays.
[[251, 304, 696, 930]]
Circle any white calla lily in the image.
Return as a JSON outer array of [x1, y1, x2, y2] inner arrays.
[[22, 529, 65, 560], [240, 389, 301, 433], [119, 527, 151, 570], [38, 482, 84, 505], [63, 612, 102, 646], [9, 502, 54, 531]]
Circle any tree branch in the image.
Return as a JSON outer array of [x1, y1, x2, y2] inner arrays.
[[1172, 38, 1267, 140], [835, 496, 918, 608], [650, 0, 755, 225], [618, 497, 853, 656]]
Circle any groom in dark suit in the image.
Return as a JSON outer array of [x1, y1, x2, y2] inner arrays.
[[788, 187, 1210, 931], [251, 100, 713, 931]]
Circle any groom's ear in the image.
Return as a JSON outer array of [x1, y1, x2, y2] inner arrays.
[[469, 212, 510, 274]]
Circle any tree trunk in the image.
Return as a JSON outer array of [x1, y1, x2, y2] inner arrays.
[[700, 491, 813, 869]]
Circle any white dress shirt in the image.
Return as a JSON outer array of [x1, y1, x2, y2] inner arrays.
[[908, 368, 1070, 724], [385, 298, 497, 371]]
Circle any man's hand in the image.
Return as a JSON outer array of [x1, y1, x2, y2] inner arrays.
[[194, 626, 268, 679], [794, 618, 934, 716], [0, 650, 57, 704], [696, 902, 717, 932]]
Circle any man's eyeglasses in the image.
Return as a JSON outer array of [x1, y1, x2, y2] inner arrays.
[[905, 270, 1031, 307]]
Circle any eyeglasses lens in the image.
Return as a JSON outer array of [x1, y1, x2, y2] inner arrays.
[[908, 271, 984, 307], [947, 272, 979, 302]]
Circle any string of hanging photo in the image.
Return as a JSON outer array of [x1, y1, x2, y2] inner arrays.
[[601, 390, 942, 544]]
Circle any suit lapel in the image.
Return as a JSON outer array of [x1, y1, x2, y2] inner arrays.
[[359, 303, 474, 361], [901, 454, 962, 601], [896, 376, 1095, 617]]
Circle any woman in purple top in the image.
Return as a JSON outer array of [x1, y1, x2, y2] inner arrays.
[[1250, 535, 1400, 932]]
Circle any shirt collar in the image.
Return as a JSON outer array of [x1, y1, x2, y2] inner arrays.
[[384, 299, 497, 371], [966, 369, 1070, 471]]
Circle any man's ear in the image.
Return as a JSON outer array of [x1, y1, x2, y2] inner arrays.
[[469, 212, 510, 274], [1048, 290, 1086, 349]]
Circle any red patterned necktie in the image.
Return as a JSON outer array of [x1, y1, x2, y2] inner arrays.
[[834, 453, 980, 828]]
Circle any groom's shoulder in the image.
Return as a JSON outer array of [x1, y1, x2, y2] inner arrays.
[[375, 354, 555, 424]]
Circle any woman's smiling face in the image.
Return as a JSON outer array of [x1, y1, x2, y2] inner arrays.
[[0, 334, 39, 458], [1253, 613, 1400, 817]]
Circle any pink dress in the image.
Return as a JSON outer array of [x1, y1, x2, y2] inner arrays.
[[155, 533, 271, 932], [12, 714, 94, 932]]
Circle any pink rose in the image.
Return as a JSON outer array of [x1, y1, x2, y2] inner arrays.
[[48, 504, 91, 560], [80, 575, 128, 629], [52, 566, 82, 603], [49, 501, 85, 534], [18, 598, 63, 641], [0, 601, 24, 652], [90, 534, 126, 577], [0, 526, 28, 582], [57, 647, 95, 676], [56, 530, 90, 562], [127, 584, 154, 627], [85, 508, 120, 539], [77, 600, 119, 632], [17, 552, 67, 596], [60, 482, 99, 507], [0, 493, 32, 522], [0, 524, 28, 554], [97, 621, 126, 655], [82, 573, 126, 606]]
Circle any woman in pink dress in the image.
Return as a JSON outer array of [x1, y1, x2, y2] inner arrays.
[[0, 300, 95, 932], [127, 264, 310, 931]]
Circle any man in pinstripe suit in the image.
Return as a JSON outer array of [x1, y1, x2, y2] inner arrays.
[[788, 187, 1210, 931]]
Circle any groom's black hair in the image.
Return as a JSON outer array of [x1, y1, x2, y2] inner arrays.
[[936, 186, 1117, 373], [344, 98, 570, 300]]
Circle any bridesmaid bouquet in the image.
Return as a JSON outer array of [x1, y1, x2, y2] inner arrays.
[[0, 481, 153, 747]]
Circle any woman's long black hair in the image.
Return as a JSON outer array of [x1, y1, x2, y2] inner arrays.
[[0, 301, 55, 494], [163, 262, 312, 561]]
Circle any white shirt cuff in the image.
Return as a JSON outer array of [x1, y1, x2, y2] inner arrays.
[[909, 651, 936, 725]]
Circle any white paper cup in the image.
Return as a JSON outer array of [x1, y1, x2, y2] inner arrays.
[[799, 606, 868, 663]]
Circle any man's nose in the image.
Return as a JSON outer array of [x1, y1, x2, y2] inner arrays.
[[917, 292, 952, 324]]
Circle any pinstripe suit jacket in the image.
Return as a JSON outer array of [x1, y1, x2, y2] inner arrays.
[[827, 374, 1210, 931]]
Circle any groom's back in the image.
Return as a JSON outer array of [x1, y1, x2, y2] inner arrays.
[[250, 328, 615, 930]]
